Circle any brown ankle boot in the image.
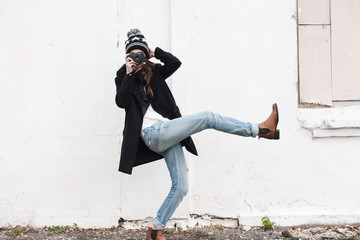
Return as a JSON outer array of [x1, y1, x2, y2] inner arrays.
[[258, 103, 280, 140], [146, 227, 166, 240]]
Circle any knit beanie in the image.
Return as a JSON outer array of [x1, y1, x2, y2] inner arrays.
[[125, 28, 149, 58]]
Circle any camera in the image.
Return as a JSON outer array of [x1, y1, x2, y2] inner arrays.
[[128, 52, 146, 63]]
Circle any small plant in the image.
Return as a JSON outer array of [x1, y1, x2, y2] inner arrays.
[[108, 225, 117, 231], [214, 225, 224, 231], [43, 223, 81, 235], [9, 227, 26, 237], [195, 231, 209, 238], [72, 223, 79, 231], [43, 225, 70, 235], [261, 216, 276, 231], [164, 229, 175, 234]]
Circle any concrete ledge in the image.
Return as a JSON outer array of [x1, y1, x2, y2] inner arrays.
[[297, 105, 360, 138], [313, 128, 360, 138], [118, 213, 360, 230]]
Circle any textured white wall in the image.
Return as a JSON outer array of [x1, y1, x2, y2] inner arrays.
[[0, 0, 121, 227], [1, 0, 359, 229]]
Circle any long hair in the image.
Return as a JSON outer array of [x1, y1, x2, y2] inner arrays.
[[140, 60, 155, 97]]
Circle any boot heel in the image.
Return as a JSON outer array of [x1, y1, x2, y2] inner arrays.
[[274, 129, 280, 140]]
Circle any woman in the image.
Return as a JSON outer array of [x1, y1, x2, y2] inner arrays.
[[115, 29, 279, 240]]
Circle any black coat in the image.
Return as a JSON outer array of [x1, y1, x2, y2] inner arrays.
[[115, 47, 198, 174]]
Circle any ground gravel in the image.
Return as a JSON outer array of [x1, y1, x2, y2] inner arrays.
[[1, 225, 360, 240]]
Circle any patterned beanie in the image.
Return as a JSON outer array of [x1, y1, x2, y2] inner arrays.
[[125, 28, 149, 58]]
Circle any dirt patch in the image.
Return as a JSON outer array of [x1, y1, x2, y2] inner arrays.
[[1, 225, 359, 240], [0, 226, 279, 240]]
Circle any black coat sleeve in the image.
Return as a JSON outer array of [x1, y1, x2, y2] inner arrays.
[[114, 65, 136, 109], [155, 47, 182, 80]]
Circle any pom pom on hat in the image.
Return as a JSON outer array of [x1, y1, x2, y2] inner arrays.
[[125, 28, 149, 58], [127, 28, 141, 38]]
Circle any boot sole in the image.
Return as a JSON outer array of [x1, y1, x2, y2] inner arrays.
[[274, 103, 280, 140], [274, 129, 280, 140]]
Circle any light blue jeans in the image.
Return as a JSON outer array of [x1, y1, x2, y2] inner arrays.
[[141, 111, 258, 230]]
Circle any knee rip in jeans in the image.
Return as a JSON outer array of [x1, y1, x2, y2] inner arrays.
[[147, 138, 166, 153], [154, 139, 166, 153], [155, 140, 167, 153]]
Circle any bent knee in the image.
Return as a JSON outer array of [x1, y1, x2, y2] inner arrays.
[[201, 111, 221, 120], [182, 183, 189, 197], [178, 188, 188, 199], [200, 111, 215, 118], [199, 111, 219, 128], [175, 181, 189, 198]]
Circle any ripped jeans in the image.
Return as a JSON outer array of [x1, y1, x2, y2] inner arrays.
[[141, 111, 258, 230]]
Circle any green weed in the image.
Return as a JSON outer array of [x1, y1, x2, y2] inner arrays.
[[215, 225, 224, 230], [261, 216, 276, 231], [108, 225, 117, 231], [72, 223, 79, 231], [195, 231, 209, 238], [43, 223, 79, 235], [9, 227, 26, 237]]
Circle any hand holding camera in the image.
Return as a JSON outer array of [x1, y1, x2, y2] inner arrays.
[[128, 52, 146, 63], [125, 52, 146, 74]]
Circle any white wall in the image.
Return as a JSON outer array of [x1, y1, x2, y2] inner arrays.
[[0, 0, 121, 227], [1, 0, 359, 229]]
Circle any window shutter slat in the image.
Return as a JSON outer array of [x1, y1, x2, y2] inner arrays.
[[298, 25, 332, 106]]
